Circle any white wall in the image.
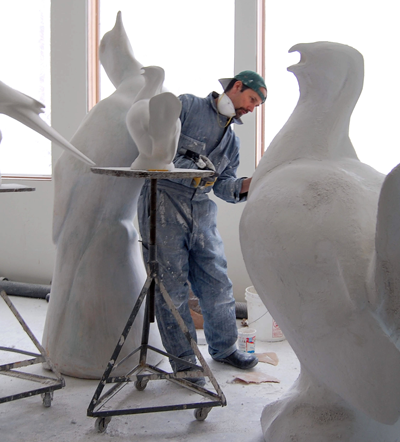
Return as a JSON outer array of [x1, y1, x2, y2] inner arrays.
[[0, 0, 258, 301]]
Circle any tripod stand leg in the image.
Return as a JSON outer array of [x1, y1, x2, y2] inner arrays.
[[88, 276, 153, 410], [138, 278, 156, 365], [156, 278, 226, 405]]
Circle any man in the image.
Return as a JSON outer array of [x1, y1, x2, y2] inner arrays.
[[138, 70, 267, 385]]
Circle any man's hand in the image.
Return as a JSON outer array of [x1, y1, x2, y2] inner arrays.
[[241, 177, 252, 195]]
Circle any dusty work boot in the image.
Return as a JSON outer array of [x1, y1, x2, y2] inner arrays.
[[212, 350, 258, 369], [176, 367, 206, 387]]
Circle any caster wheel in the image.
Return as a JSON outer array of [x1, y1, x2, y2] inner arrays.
[[41, 391, 53, 408], [135, 379, 149, 391], [194, 407, 211, 421], [95, 417, 111, 433]]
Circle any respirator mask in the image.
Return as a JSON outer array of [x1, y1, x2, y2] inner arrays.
[[217, 93, 236, 117]]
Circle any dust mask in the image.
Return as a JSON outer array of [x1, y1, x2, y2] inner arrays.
[[217, 93, 235, 117]]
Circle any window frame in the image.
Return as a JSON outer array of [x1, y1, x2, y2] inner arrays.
[[88, 0, 100, 111], [256, 0, 266, 166], [88, 0, 264, 165]]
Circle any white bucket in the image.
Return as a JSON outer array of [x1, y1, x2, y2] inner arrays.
[[245, 286, 285, 342], [237, 327, 256, 353]]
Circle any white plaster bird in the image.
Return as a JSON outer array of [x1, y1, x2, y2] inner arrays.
[[240, 42, 400, 441], [0, 80, 95, 166], [42, 11, 162, 379], [0, 129, 2, 184], [127, 66, 182, 171]]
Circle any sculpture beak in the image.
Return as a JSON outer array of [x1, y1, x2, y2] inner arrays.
[[0, 80, 96, 167], [287, 44, 306, 73]]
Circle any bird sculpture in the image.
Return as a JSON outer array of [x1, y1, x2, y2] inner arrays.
[[0, 80, 95, 169], [0, 129, 2, 184], [128, 66, 181, 171], [240, 41, 400, 441], [42, 12, 162, 379]]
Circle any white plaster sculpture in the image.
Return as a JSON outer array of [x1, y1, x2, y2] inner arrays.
[[240, 42, 400, 441], [0, 129, 2, 185], [0, 81, 95, 168], [42, 12, 162, 379], [128, 66, 181, 171]]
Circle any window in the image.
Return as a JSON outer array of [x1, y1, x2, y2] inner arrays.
[[97, 1, 234, 101], [0, 0, 51, 178], [261, 0, 400, 174]]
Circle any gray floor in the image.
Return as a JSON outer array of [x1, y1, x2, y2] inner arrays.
[[0, 295, 300, 442]]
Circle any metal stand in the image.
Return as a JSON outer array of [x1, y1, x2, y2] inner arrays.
[[0, 183, 35, 193], [0, 185, 65, 407], [87, 168, 226, 432], [0, 291, 65, 407]]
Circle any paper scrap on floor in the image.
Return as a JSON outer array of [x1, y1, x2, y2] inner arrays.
[[231, 372, 280, 384], [255, 352, 279, 366]]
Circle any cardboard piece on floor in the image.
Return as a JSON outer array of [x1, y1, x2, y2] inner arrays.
[[255, 352, 279, 366], [231, 372, 280, 384]]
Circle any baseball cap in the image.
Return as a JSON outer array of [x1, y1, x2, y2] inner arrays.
[[218, 70, 267, 103]]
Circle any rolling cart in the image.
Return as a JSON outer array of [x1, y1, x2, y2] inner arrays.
[[87, 167, 227, 433], [0, 183, 65, 407], [0, 290, 65, 407]]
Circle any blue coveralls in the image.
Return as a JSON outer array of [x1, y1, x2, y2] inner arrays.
[[138, 92, 247, 372]]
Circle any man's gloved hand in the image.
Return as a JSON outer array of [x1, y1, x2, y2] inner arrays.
[[191, 154, 217, 188]]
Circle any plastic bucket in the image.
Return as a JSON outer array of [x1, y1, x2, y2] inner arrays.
[[245, 286, 285, 342], [237, 328, 256, 353]]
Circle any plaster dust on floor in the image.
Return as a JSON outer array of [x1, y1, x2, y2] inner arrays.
[[0, 295, 299, 442]]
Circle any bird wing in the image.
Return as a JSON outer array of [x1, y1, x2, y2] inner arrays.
[[241, 160, 400, 424], [371, 163, 400, 341]]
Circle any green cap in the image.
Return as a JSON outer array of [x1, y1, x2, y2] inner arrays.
[[234, 70, 267, 103]]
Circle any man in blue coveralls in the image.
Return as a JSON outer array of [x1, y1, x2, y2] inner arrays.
[[138, 71, 267, 386]]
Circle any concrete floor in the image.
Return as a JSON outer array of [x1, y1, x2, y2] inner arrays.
[[0, 295, 300, 442]]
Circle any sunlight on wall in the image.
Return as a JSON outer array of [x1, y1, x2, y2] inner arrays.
[[263, 0, 399, 174], [99, 0, 234, 100]]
